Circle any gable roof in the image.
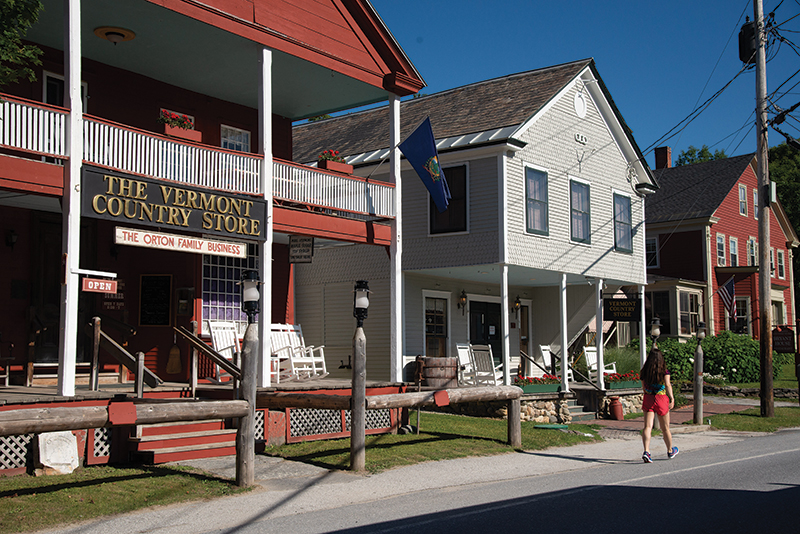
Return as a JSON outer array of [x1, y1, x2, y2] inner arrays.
[[293, 59, 592, 163], [646, 154, 756, 224]]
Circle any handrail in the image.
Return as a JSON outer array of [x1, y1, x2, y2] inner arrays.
[[83, 323, 161, 388], [174, 326, 242, 381], [519, 350, 602, 392]]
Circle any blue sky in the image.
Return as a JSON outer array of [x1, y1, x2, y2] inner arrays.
[[370, 0, 800, 169]]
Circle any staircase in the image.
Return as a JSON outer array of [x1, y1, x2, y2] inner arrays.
[[565, 398, 596, 422], [129, 420, 237, 464]]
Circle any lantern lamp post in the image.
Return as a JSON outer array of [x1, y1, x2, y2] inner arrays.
[[351, 280, 369, 471], [236, 269, 260, 487], [694, 321, 706, 425]]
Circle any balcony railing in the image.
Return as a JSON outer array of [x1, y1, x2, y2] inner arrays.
[[0, 94, 394, 219]]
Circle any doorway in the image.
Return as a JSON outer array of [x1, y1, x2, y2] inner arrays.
[[469, 301, 502, 365]]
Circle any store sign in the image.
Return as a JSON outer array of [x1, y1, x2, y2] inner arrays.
[[81, 166, 267, 241], [603, 298, 640, 321], [115, 227, 247, 258], [82, 278, 118, 294], [289, 235, 314, 263], [772, 327, 795, 354]]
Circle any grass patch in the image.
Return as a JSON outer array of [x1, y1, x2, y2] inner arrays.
[[707, 406, 800, 432], [0, 465, 247, 534], [263, 411, 601, 473]]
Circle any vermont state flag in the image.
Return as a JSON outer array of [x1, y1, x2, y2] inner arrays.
[[399, 117, 451, 212]]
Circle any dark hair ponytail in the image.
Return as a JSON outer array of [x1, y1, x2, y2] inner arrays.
[[641, 347, 666, 385]]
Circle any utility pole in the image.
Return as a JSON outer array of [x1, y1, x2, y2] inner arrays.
[[755, 0, 774, 417]]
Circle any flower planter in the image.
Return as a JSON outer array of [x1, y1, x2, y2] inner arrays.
[[606, 380, 640, 389], [520, 383, 561, 393], [318, 159, 353, 174], [164, 124, 202, 143]]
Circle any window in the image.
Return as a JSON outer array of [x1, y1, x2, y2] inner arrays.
[[221, 125, 251, 153], [649, 291, 671, 336], [729, 297, 750, 335], [753, 188, 758, 219], [739, 184, 747, 216], [430, 165, 467, 234], [201, 243, 259, 336], [679, 291, 700, 335], [425, 297, 448, 357], [613, 193, 632, 252], [778, 250, 785, 279], [770, 248, 775, 277], [772, 301, 785, 327], [525, 167, 548, 235], [730, 237, 738, 267], [748, 238, 757, 266], [43, 71, 88, 109], [570, 179, 591, 244], [716, 234, 725, 266], [646, 237, 659, 268]]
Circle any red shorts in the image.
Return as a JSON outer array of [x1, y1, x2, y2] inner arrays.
[[642, 394, 669, 416]]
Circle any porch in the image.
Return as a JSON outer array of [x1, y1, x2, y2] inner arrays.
[[0, 93, 395, 220]]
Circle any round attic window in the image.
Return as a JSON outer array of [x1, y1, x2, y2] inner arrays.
[[574, 91, 587, 118]]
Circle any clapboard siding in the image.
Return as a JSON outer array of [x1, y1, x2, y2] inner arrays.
[[507, 81, 645, 285]]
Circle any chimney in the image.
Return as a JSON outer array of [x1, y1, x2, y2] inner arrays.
[[654, 146, 672, 169]]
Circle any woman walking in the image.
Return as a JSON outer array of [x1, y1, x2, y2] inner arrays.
[[641, 346, 678, 463]]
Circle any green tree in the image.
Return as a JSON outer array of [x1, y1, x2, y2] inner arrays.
[[675, 144, 728, 166], [0, 0, 43, 88], [769, 141, 800, 314]]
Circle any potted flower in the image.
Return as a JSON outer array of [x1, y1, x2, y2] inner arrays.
[[317, 149, 352, 174], [514, 374, 561, 393], [604, 371, 640, 389], [158, 110, 202, 142]]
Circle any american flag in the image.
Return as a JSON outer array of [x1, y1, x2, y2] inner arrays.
[[719, 276, 736, 318]]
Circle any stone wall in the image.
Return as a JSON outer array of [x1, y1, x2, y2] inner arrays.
[[520, 398, 571, 423]]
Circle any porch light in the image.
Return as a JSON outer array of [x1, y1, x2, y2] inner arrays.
[[457, 290, 467, 315], [94, 27, 136, 45], [241, 270, 260, 324], [353, 280, 370, 328], [512, 295, 521, 316], [5, 229, 17, 250], [650, 317, 661, 342], [635, 182, 658, 196]]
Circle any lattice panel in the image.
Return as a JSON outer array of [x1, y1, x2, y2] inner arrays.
[[93, 427, 112, 458], [255, 410, 265, 440], [289, 408, 343, 438], [343, 409, 391, 431], [0, 434, 33, 470]]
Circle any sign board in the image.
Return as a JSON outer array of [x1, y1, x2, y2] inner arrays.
[[289, 235, 314, 263], [82, 278, 118, 294], [772, 327, 796, 354], [603, 298, 641, 321], [82, 166, 267, 241], [115, 227, 246, 258]]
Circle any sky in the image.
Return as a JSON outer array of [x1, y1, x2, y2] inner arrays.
[[368, 0, 800, 169]]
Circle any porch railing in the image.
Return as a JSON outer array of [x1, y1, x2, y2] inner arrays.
[[0, 94, 394, 219]]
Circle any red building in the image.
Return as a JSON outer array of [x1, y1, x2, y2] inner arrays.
[[645, 147, 797, 339]]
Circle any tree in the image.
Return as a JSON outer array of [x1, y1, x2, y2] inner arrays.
[[0, 0, 44, 89], [675, 144, 728, 166], [769, 141, 800, 315]]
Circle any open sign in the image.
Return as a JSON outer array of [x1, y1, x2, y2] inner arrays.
[[82, 278, 118, 294]]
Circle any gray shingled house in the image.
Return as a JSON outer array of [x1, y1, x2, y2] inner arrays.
[[291, 59, 657, 389]]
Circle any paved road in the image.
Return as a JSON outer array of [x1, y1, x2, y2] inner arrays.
[[36, 426, 800, 534]]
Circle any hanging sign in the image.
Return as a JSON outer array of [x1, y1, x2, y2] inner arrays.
[[82, 278, 118, 294], [115, 227, 246, 258], [289, 235, 314, 263], [603, 298, 641, 321], [772, 327, 795, 354], [81, 166, 267, 241]]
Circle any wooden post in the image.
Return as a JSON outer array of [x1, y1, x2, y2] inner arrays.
[[135, 352, 144, 398], [693, 335, 704, 424], [91, 317, 101, 391], [190, 321, 198, 399], [235, 323, 258, 487], [507, 398, 521, 447], [351, 326, 366, 471]]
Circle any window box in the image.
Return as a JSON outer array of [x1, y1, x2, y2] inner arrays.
[[164, 124, 202, 143], [606, 380, 640, 390], [520, 383, 561, 393], [318, 159, 353, 174]]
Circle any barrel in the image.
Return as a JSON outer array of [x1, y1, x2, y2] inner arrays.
[[420, 357, 458, 388]]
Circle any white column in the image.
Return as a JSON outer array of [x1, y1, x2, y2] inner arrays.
[[560, 273, 569, 393], [640, 284, 646, 367], [596, 278, 605, 390], [257, 47, 273, 388], [57, 0, 83, 396], [390, 95, 403, 382], [501, 265, 510, 385]]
